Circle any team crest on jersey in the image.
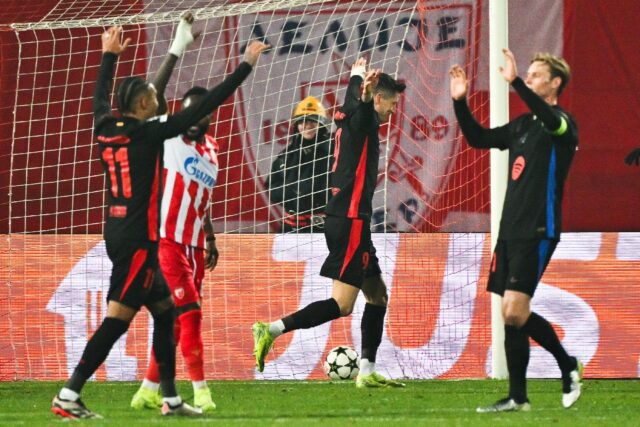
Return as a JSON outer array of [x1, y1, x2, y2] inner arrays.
[[174, 287, 185, 300]]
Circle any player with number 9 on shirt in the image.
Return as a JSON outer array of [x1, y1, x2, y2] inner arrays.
[[252, 58, 407, 389]]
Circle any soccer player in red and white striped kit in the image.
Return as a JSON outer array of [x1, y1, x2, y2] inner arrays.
[[130, 86, 222, 412]]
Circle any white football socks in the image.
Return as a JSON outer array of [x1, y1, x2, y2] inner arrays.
[[269, 320, 285, 338], [142, 379, 159, 391], [359, 358, 375, 376], [59, 388, 79, 402], [163, 396, 182, 406], [192, 380, 207, 391]]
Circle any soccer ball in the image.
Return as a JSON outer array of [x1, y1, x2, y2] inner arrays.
[[323, 346, 360, 380]]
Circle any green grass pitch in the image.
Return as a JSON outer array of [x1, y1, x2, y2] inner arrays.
[[0, 379, 639, 426]]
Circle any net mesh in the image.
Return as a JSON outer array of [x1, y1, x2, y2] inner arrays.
[[0, 0, 491, 381]]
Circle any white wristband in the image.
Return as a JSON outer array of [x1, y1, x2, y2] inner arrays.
[[350, 65, 366, 80], [169, 19, 194, 57]]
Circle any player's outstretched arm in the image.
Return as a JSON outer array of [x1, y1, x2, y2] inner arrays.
[[450, 64, 508, 149], [341, 58, 366, 114], [338, 57, 377, 129], [501, 48, 570, 137], [157, 40, 269, 140], [625, 148, 640, 166], [94, 26, 131, 123], [154, 12, 199, 115], [350, 67, 380, 130]]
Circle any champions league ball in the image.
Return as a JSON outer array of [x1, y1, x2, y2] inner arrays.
[[323, 346, 360, 380]]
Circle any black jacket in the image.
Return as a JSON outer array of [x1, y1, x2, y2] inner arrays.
[[267, 129, 333, 225]]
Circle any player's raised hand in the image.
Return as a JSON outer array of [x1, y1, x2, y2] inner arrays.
[[243, 40, 270, 67], [101, 26, 131, 55], [351, 57, 367, 79], [499, 47, 518, 83], [449, 64, 469, 100], [169, 12, 198, 57], [180, 12, 202, 40], [362, 69, 380, 102], [625, 148, 640, 166]]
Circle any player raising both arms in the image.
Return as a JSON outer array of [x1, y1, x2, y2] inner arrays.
[[450, 49, 582, 412], [51, 20, 268, 419], [253, 58, 406, 388]]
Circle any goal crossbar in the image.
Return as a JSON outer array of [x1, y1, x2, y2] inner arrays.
[[10, 0, 332, 31]]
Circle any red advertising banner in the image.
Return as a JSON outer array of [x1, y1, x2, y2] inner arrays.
[[1, 232, 638, 381]]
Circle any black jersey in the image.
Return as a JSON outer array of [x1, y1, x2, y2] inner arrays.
[[267, 129, 333, 216], [325, 75, 381, 219], [454, 77, 578, 239], [94, 53, 252, 242]]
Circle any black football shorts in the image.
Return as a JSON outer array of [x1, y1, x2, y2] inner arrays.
[[487, 238, 558, 297], [320, 216, 382, 288], [105, 239, 170, 309]]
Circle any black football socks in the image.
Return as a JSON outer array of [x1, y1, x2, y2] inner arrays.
[[361, 303, 387, 362], [282, 298, 341, 332], [505, 324, 530, 403], [522, 312, 576, 373]]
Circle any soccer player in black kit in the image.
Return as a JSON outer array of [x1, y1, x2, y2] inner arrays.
[[253, 58, 406, 388], [51, 23, 268, 419], [450, 48, 582, 412]]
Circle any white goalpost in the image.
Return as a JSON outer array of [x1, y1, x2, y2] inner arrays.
[[488, 0, 508, 380], [1, 0, 493, 381]]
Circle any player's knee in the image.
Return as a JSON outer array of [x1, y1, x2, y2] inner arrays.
[[362, 276, 387, 305], [147, 296, 175, 316], [152, 304, 176, 332], [337, 301, 355, 317], [364, 290, 387, 307], [503, 310, 528, 328], [178, 308, 202, 337]]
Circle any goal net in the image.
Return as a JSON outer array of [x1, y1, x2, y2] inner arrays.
[[0, 0, 490, 381]]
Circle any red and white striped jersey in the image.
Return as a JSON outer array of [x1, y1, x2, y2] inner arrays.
[[160, 134, 219, 249]]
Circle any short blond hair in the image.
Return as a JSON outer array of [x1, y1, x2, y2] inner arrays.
[[531, 52, 571, 96]]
